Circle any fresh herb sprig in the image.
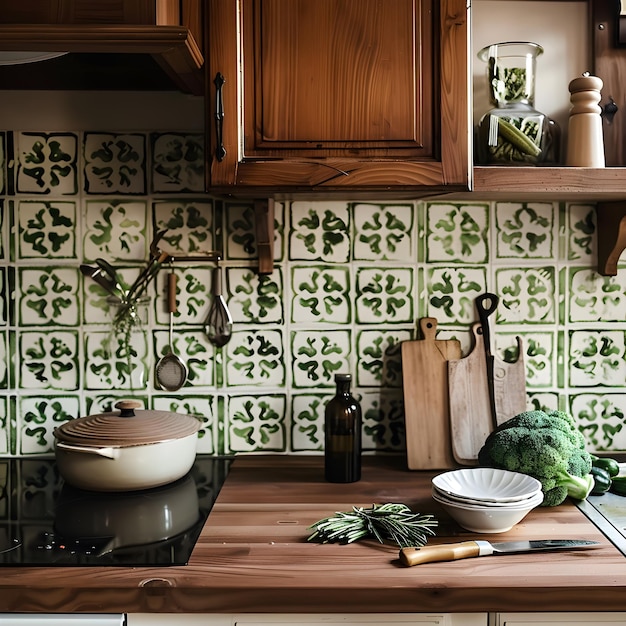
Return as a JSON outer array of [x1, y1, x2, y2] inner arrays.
[[307, 503, 438, 548]]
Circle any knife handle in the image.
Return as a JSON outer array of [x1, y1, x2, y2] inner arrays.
[[400, 541, 483, 566]]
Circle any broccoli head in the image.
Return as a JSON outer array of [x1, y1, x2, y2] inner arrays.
[[477, 410, 593, 507]]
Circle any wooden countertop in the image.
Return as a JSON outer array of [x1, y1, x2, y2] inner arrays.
[[1, 455, 626, 615]]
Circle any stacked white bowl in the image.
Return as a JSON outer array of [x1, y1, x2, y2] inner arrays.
[[431, 467, 544, 533]]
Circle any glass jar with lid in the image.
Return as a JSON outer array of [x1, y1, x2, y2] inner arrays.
[[476, 41, 560, 165]]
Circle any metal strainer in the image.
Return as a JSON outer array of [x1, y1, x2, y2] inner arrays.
[[155, 268, 187, 392]]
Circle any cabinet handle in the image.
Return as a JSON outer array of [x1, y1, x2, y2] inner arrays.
[[214, 72, 227, 162]]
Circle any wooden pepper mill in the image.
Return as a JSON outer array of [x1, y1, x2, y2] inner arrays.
[[566, 72, 605, 167]]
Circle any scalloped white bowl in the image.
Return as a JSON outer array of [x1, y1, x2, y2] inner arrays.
[[431, 486, 541, 508], [431, 489, 544, 533], [432, 468, 542, 503]]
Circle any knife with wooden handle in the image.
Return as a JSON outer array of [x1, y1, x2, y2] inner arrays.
[[399, 539, 601, 566]]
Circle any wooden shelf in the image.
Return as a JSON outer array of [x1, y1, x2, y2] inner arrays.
[[471, 166, 626, 200]]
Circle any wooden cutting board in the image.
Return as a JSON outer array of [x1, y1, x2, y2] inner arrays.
[[493, 335, 527, 425], [447, 323, 494, 466], [401, 317, 461, 470]]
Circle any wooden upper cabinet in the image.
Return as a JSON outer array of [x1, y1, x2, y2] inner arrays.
[[206, 0, 470, 195]]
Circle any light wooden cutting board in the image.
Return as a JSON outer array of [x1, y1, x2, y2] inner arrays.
[[493, 335, 527, 425], [447, 323, 493, 466], [448, 326, 528, 465], [401, 317, 461, 470]]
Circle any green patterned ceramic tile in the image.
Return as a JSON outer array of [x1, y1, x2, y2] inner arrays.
[[495, 267, 556, 323], [289, 201, 350, 262], [83, 132, 146, 194], [569, 330, 626, 387], [567, 203, 596, 262], [85, 394, 148, 415], [353, 202, 415, 261], [291, 329, 351, 388], [356, 328, 409, 387], [569, 268, 626, 322], [152, 396, 216, 454], [0, 398, 8, 454], [527, 392, 560, 413], [426, 202, 489, 263], [84, 329, 148, 391], [83, 199, 148, 261], [426, 266, 487, 324], [150, 133, 204, 193], [228, 268, 283, 324], [225, 329, 285, 387], [226, 201, 284, 263], [226, 393, 287, 453], [17, 200, 76, 259], [572, 392, 626, 451], [19, 267, 79, 326], [0, 267, 6, 325], [153, 199, 213, 253], [154, 265, 211, 325], [495, 202, 555, 259], [291, 265, 350, 324], [15, 132, 78, 195], [513, 331, 554, 388], [19, 331, 79, 390], [356, 267, 414, 324], [361, 389, 404, 452], [83, 281, 122, 324], [291, 393, 327, 452], [0, 333, 6, 390], [19, 395, 80, 454]]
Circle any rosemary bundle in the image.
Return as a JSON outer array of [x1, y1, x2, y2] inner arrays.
[[307, 503, 438, 548]]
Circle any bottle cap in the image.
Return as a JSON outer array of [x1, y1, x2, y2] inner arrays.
[[335, 373, 352, 382]]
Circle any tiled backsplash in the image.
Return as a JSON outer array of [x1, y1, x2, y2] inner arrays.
[[0, 129, 625, 457]]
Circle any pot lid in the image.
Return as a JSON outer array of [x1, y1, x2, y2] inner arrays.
[[54, 400, 201, 447]]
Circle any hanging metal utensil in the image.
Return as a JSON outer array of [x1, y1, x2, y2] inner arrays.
[[204, 260, 233, 347], [80, 264, 122, 300], [475, 292, 499, 428], [155, 266, 188, 392]]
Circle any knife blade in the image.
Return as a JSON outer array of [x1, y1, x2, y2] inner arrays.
[[399, 539, 601, 567]]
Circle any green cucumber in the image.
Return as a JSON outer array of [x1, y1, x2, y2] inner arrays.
[[496, 117, 542, 157], [591, 455, 620, 478]]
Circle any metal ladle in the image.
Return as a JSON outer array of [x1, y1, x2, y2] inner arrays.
[[204, 260, 233, 347]]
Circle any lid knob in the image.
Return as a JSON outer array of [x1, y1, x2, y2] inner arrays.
[[115, 400, 143, 418]]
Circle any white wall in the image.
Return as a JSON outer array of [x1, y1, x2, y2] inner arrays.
[[473, 0, 590, 138]]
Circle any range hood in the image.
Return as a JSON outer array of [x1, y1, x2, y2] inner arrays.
[[0, 1, 204, 95]]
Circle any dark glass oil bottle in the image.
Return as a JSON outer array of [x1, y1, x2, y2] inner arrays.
[[324, 373, 362, 483]]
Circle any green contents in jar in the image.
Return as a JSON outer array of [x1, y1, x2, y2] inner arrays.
[[490, 61, 531, 103], [487, 115, 543, 163]]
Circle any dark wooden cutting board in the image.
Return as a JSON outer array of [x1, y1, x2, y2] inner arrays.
[[401, 317, 461, 469]]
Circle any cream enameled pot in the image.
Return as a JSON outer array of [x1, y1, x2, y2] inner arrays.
[[53, 400, 202, 492]]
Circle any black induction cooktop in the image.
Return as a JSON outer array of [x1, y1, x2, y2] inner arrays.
[[0, 455, 231, 567]]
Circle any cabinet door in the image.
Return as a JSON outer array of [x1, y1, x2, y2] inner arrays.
[[207, 0, 470, 193]]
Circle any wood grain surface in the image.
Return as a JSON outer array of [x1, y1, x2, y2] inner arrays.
[[401, 318, 461, 469], [0, 455, 624, 615], [448, 323, 494, 465], [493, 336, 528, 426]]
